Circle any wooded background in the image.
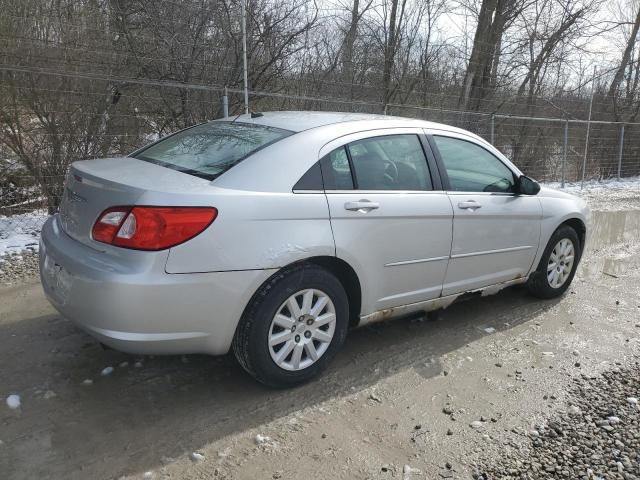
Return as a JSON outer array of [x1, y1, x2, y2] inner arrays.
[[2, 0, 640, 214]]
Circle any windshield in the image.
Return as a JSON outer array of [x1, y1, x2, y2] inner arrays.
[[133, 122, 293, 180]]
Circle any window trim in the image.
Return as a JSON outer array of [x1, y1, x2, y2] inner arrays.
[[344, 143, 360, 189], [318, 146, 353, 191], [418, 134, 443, 191], [323, 189, 449, 195], [427, 133, 519, 195]]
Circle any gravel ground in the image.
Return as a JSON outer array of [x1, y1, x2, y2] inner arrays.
[[0, 250, 39, 286], [474, 363, 640, 479]]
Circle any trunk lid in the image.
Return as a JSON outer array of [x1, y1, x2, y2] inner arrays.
[[59, 157, 213, 248]]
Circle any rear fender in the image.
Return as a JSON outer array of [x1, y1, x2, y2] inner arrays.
[[166, 189, 335, 273]]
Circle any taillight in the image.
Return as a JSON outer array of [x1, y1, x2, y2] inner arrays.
[[92, 206, 217, 250]]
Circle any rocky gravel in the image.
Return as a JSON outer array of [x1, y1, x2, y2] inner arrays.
[[474, 362, 640, 480], [0, 250, 39, 285]]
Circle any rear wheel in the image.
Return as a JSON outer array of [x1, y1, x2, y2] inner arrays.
[[526, 225, 581, 299], [232, 264, 349, 388]]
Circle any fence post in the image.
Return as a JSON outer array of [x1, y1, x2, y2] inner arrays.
[[561, 120, 568, 188], [241, 0, 249, 114], [617, 124, 625, 180], [490, 114, 495, 144], [222, 86, 229, 118], [580, 67, 596, 189]]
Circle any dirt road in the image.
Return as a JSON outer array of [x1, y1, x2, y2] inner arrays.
[[1, 210, 639, 480]]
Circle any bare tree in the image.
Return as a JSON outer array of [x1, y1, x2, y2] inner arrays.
[[458, 0, 527, 112], [606, 1, 640, 121]]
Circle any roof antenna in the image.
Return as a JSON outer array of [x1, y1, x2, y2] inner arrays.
[[230, 110, 262, 122]]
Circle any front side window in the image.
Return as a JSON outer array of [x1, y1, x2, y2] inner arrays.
[[432, 136, 516, 193], [133, 122, 292, 180]]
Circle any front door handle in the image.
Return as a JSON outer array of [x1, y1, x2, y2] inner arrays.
[[458, 200, 482, 211], [344, 200, 380, 212]]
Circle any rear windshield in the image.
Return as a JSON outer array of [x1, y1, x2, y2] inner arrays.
[[133, 122, 293, 180]]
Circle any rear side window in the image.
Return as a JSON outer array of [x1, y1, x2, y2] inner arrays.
[[322, 135, 433, 191], [321, 147, 354, 190], [432, 136, 516, 193], [349, 135, 432, 190], [133, 122, 292, 180], [293, 162, 323, 190]]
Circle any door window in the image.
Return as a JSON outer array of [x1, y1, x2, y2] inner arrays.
[[433, 136, 516, 193], [322, 135, 433, 191]]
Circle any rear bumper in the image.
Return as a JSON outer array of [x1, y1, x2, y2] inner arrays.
[[39, 215, 274, 355]]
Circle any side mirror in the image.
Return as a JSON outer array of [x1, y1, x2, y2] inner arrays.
[[517, 175, 540, 195]]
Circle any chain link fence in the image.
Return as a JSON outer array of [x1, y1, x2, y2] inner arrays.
[[1, 74, 640, 256]]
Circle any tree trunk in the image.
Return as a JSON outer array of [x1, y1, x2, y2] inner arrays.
[[382, 0, 400, 112], [458, 0, 511, 112], [607, 5, 640, 119], [342, 0, 360, 100]]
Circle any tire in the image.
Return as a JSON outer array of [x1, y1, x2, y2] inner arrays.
[[526, 225, 581, 299], [232, 263, 349, 388]]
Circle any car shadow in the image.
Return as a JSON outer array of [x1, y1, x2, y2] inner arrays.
[[0, 285, 560, 480]]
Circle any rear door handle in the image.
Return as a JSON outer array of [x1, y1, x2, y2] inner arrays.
[[344, 200, 379, 212], [458, 200, 482, 210]]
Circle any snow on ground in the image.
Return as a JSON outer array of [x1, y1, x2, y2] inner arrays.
[[0, 177, 638, 258], [0, 209, 48, 257], [545, 175, 640, 210], [545, 175, 640, 193]]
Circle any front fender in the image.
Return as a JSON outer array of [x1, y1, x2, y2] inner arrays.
[[531, 189, 590, 273]]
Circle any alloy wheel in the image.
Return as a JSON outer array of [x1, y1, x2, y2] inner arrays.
[[547, 238, 575, 288], [268, 289, 336, 371]]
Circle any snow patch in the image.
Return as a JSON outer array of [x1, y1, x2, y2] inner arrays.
[[6, 394, 21, 409], [189, 452, 205, 462], [0, 210, 48, 257], [544, 175, 640, 193], [543, 176, 640, 210]]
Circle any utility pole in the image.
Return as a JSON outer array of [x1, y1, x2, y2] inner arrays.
[[241, 0, 249, 114]]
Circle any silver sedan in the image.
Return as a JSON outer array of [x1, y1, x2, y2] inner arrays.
[[39, 111, 590, 387]]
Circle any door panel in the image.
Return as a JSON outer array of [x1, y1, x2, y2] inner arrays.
[[442, 192, 541, 295], [325, 192, 453, 312], [319, 129, 453, 316], [428, 133, 542, 296]]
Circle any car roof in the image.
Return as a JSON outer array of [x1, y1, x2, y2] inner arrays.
[[214, 110, 474, 137], [211, 110, 515, 193]]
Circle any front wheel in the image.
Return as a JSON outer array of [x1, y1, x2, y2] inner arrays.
[[526, 225, 581, 299], [232, 264, 349, 388]]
